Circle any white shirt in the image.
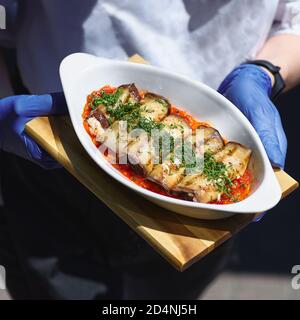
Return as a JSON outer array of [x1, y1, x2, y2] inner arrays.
[[2, 0, 300, 93]]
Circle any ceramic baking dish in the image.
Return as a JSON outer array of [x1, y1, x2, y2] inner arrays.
[[60, 53, 281, 219]]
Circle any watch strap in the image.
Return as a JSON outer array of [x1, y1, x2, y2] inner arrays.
[[246, 60, 286, 100]]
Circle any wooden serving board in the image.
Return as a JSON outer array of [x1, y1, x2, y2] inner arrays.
[[25, 55, 298, 271]]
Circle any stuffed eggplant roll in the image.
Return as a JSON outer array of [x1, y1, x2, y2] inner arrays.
[[146, 115, 191, 189], [213, 142, 252, 179], [139, 93, 170, 123], [87, 84, 141, 142], [174, 142, 252, 203], [198, 125, 225, 154]]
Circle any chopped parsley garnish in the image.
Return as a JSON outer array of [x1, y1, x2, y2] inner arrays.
[[108, 102, 139, 121], [203, 152, 233, 196], [137, 117, 164, 134], [123, 108, 141, 130], [158, 132, 175, 162], [90, 90, 167, 134], [90, 88, 123, 110], [173, 140, 199, 171]]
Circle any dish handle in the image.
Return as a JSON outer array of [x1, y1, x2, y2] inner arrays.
[[60, 53, 107, 90]]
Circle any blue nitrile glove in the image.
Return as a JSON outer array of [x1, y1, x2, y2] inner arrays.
[[218, 64, 287, 169], [0, 93, 68, 169]]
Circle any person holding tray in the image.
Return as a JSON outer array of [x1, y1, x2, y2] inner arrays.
[[0, 0, 299, 299]]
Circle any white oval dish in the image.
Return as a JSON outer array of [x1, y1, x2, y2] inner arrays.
[[60, 53, 281, 220]]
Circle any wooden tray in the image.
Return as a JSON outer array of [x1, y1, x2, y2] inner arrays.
[[25, 55, 298, 271]]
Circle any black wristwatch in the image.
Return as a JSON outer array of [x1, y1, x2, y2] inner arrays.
[[246, 60, 286, 100]]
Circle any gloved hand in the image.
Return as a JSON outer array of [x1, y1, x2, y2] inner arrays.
[[0, 93, 68, 169], [218, 64, 287, 169]]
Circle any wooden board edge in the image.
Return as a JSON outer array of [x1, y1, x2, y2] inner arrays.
[[128, 54, 149, 64]]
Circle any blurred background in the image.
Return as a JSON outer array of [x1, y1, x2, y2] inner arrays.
[[0, 49, 299, 300]]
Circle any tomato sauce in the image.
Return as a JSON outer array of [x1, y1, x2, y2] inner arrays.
[[83, 85, 253, 204], [170, 105, 209, 131], [112, 163, 183, 200], [210, 170, 252, 204]]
